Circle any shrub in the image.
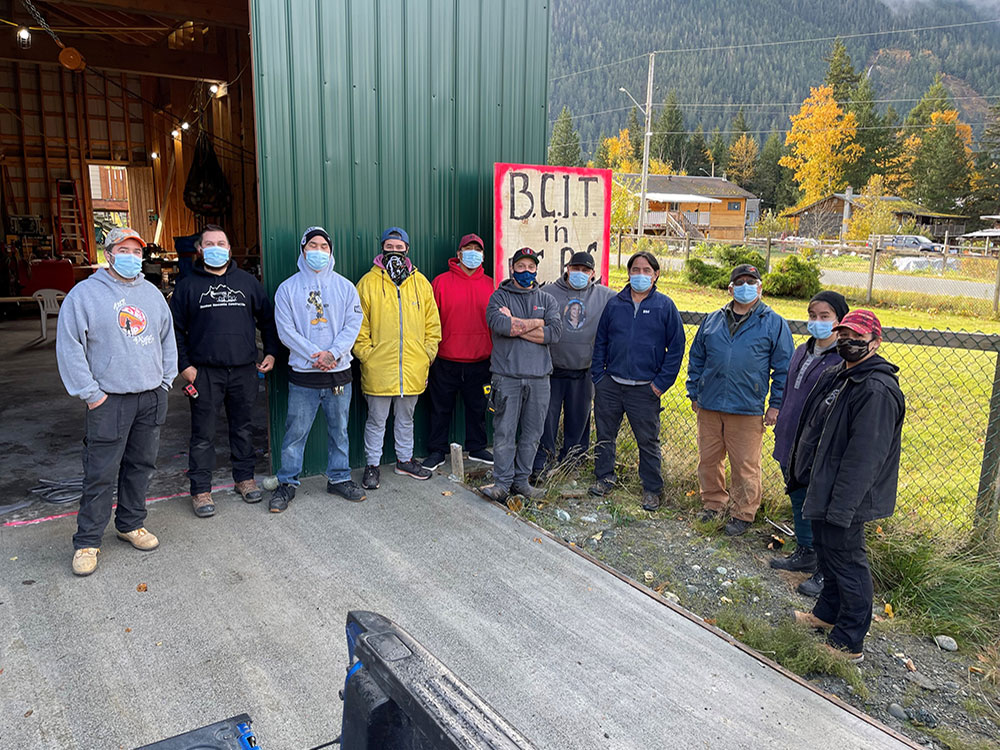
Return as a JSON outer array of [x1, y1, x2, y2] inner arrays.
[[762, 255, 821, 298], [715, 245, 767, 272], [685, 258, 728, 288], [685, 245, 768, 290]]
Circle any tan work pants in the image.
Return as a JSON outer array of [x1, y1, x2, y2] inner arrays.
[[696, 408, 764, 522]]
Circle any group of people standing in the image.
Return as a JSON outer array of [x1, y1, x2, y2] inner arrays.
[[55, 223, 903, 661]]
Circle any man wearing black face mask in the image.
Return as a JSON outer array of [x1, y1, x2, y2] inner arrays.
[[787, 309, 904, 663]]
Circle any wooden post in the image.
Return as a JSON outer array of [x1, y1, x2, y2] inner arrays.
[[975, 351, 1000, 542], [867, 237, 878, 304], [683, 235, 691, 265], [617, 232, 622, 268], [992, 239, 1000, 314], [765, 236, 773, 273], [943, 231, 949, 256], [450, 442, 465, 483]]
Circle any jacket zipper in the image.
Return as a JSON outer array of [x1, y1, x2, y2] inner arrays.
[[397, 280, 404, 396]]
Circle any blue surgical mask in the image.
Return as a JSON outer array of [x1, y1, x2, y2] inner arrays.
[[512, 269, 536, 287], [461, 249, 483, 269], [807, 320, 835, 340], [568, 270, 590, 290], [733, 282, 759, 304], [305, 250, 330, 271], [202, 246, 230, 268], [629, 274, 652, 293], [110, 251, 142, 279]]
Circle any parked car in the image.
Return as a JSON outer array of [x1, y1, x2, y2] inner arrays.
[[884, 234, 942, 253]]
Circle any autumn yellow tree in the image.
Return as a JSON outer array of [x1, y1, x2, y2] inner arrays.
[[727, 134, 758, 188], [846, 174, 899, 241], [780, 85, 863, 203], [598, 129, 673, 175]]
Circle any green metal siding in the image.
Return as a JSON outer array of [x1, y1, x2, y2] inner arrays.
[[250, 0, 550, 473]]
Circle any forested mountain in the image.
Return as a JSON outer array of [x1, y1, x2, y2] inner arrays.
[[548, 0, 1000, 159]]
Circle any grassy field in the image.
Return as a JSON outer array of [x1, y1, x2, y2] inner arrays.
[[603, 268, 998, 537]]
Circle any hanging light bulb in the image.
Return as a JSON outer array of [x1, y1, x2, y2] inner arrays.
[[209, 84, 219, 95], [180, 121, 190, 131], [150, 151, 159, 159], [17, 27, 31, 49], [170, 129, 180, 139]]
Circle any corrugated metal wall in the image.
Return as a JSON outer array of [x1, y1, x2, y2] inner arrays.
[[250, 0, 550, 474]]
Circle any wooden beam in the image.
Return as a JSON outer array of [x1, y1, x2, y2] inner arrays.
[[43, 0, 249, 29], [0, 35, 229, 82]]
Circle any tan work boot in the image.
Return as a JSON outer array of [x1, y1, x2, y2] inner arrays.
[[234, 479, 263, 504], [793, 610, 833, 630], [191, 492, 215, 518], [71, 547, 100, 576], [822, 643, 864, 663], [116, 527, 159, 551]]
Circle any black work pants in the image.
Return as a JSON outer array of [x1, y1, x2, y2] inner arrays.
[[812, 520, 873, 654], [188, 364, 258, 494], [74, 390, 166, 550], [533, 371, 593, 473], [425, 357, 490, 455], [593, 377, 663, 494]]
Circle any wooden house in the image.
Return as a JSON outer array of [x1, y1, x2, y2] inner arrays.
[[782, 193, 966, 240]]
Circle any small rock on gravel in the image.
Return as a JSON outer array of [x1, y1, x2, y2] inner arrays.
[[910, 708, 938, 728], [663, 591, 680, 604], [555, 509, 571, 522], [905, 671, 937, 691], [581, 515, 597, 523], [716, 566, 727, 575], [888, 703, 908, 721], [933, 635, 958, 652]]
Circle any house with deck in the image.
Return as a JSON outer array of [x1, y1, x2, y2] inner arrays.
[[781, 192, 966, 240]]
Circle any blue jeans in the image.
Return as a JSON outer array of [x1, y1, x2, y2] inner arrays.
[[277, 382, 352, 485], [788, 486, 813, 549]]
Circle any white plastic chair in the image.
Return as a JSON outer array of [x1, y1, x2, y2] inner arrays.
[[32, 289, 62, 341]]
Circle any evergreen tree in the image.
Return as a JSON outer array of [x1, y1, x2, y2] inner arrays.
[[625, 106, 644, 161], [752, 132, 784, 207], [593, 133, 611, 169], [727, 134, 758, 188], [823, 39, 861, 105], [651, 90, 687, 169], [843, 75, 888, 190], [967, 103, 1000, 224], [708, 128, 729, 175], [909, 110, 972, 212], [687, 126, 710, 176], [547, 106, 582, 166], [905, 74, 952, 128], [731, 107, 749, 135]]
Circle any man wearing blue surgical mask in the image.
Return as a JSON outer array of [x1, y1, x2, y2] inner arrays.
[[686, 263, 794, 536], [170, 224, 280, 518]]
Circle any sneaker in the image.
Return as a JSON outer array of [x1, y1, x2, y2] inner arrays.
[[793, 610, 833, 630], [395, 459, 432, 480], [797, 571, 824, 598], [822, 643, 864, 663], [269, 483, 296, 513], [328, 480, 366, 503], [191, 492, 215, 518], [422, 452, 446, 471], [71, 547, 100, 576], [510, 482, 542, 499], [724, 518, 753, 536], [479, 484, 509, 502], [362, 465, 380, 489], [116, 527, 159, 551], [588, 477, 616, 497], [641, 491, 662, 511], [234, 479, 263, 503], [698, 508, 720, 523], [769, 545, 817, 572], [468, 449, 494, 464]]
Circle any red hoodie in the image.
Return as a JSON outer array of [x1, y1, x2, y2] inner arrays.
[[431, 257, 494, 362]]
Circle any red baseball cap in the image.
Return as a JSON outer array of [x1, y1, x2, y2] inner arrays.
[[834, 309, 882, 338], [459, 233, 484, 250]]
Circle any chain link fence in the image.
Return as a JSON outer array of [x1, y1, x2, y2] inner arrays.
[[588, 312, 1000, 543]]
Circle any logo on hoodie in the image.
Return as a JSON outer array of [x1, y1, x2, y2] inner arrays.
[[199, 284, 246, 308], [118, 305, 147, 337], [307, 290, 328, 325]]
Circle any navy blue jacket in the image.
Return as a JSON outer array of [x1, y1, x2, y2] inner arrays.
[[590, 285, 685, 393], [685, 301, 794, 415]]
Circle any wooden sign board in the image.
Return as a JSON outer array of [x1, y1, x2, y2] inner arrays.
[[493, 163, 612, 286]]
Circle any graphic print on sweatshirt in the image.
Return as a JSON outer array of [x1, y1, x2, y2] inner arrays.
[[114, 298, 154, 346], [563, 298, 586, 330], [307, 290, 328, 325], [198, 284, 247, 308]]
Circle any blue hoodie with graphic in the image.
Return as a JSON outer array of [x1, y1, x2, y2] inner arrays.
[[274, 252, 363, 374]]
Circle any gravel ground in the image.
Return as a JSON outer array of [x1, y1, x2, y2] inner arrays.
[[468, 470, 1000, 750]]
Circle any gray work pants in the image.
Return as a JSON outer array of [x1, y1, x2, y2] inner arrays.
[[491, 375, 550, 489], [364, 394, 418, 465]]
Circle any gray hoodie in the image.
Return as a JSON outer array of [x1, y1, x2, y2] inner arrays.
[[274, 252, 363, 374], [56, 268, 177, 403], [486, 279, 562, 378], [543, 276, 616, 371]]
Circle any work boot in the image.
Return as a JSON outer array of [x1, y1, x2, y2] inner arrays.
[[698, 508, 720, 523], [793, 610, 833, 630], [468, 449, 494, 465], [421, 452, 446, 471], [822, 643, 864, 663], [588, 477, 616, 497], [510, 481, 542, 499], [116, 527, 159, 551], [269, 483, 295, 513], [328, 480, 366, 503], [395, 459, 432, 480], [797, 571, 825, 598], [191, 492, 215, 518], [71, 547, 100, 576], [769, 545, 817, 572], [641, 491, 662, 511], [479, 484, 509, 502], [724, 518, 753, 537], [235, 479, 263, 504], [362, 465, 380, 490]]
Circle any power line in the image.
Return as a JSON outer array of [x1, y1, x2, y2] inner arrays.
[[548, 17, 1000, 83]]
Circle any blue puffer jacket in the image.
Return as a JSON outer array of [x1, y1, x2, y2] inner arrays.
[[685, 301, 794, 415], [591, 285, 686, 393]]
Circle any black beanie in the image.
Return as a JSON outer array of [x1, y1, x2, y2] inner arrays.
[[300, 226, 332, 249], [809, 290, 849, 321]]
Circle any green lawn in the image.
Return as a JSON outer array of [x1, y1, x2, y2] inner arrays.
[[602, 268, 998, 536]]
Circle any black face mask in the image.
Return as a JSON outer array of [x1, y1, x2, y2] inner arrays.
[[384, 252, 410, 286], [836, 338, 871, 363]]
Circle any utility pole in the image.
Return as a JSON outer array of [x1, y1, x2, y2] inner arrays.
[[637, 52, 655, 237]]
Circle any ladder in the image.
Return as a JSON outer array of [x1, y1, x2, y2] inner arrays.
[[53, 179, 91, 262]]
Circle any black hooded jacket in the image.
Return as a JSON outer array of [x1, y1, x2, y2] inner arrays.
[[170, 260, 280, 371], [789, 354, 905, 528]]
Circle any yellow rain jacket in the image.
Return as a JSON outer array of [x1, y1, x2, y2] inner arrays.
[[354, 261, 441, 396]]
